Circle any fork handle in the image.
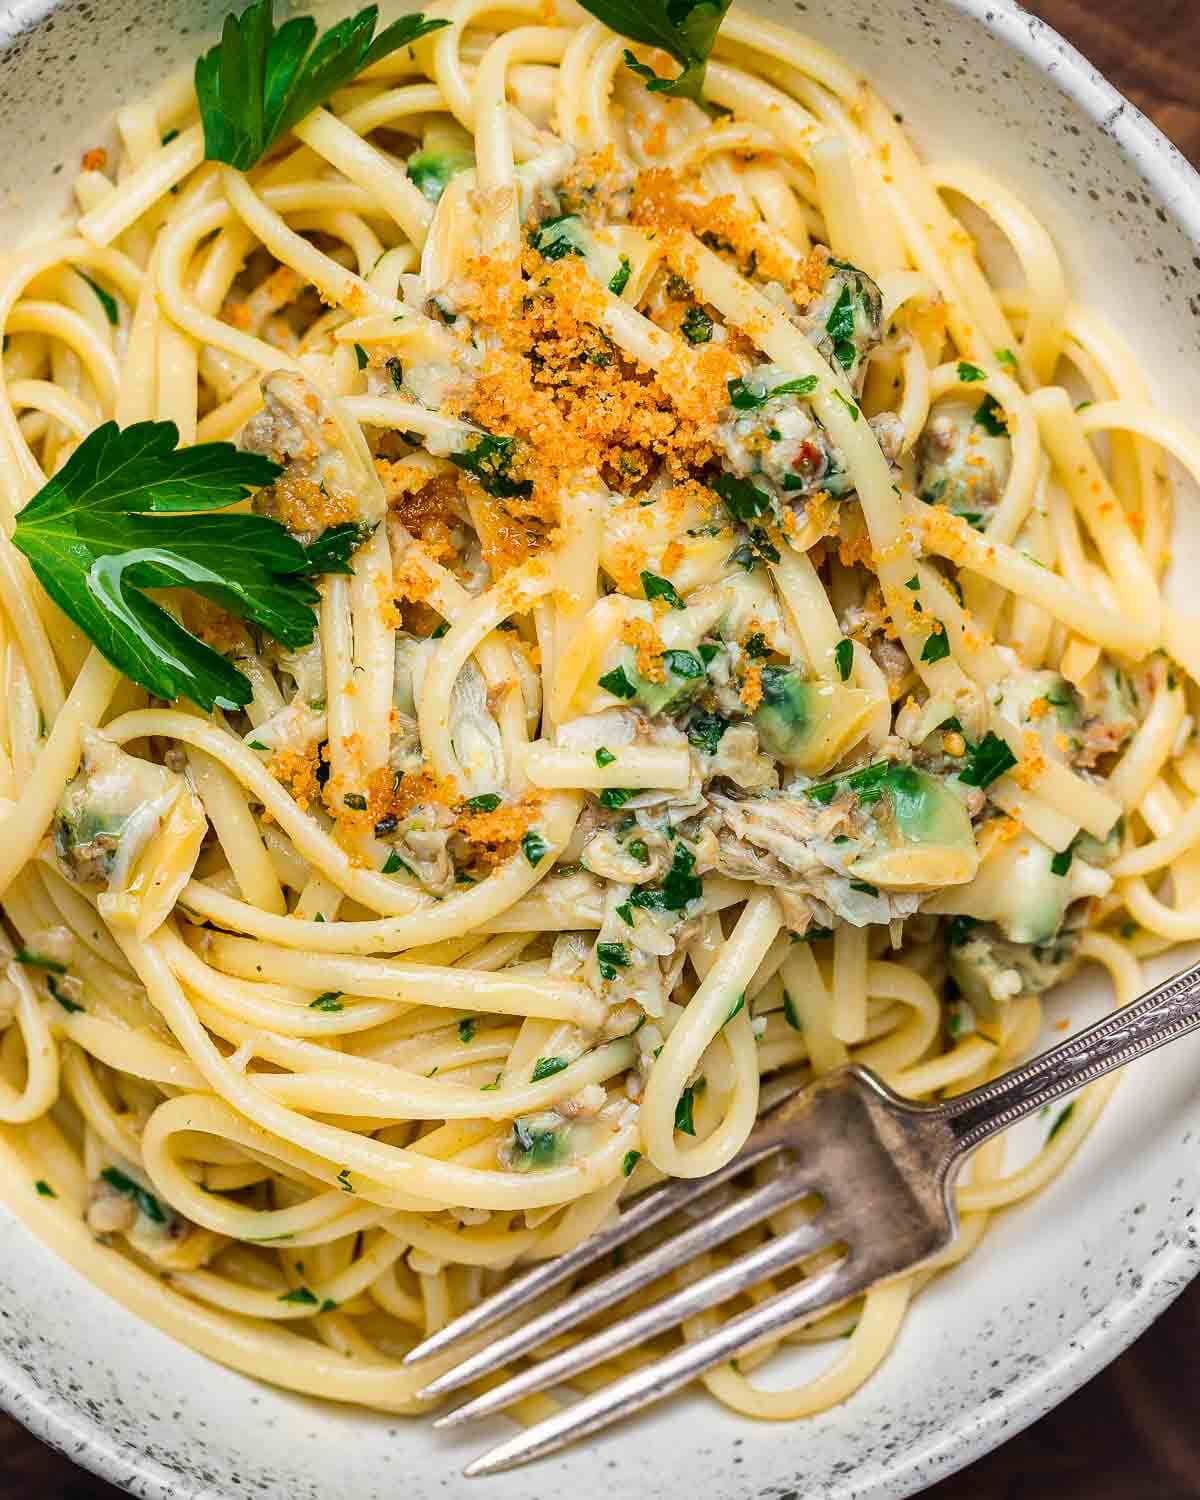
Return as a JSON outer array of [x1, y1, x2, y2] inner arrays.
[[936, 957, 1200, 1159]]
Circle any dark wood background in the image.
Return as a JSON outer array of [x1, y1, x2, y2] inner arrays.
[[4, 1, 1200, 1495]]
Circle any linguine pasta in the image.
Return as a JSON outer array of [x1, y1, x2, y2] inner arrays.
[[0, 0, 1197, 1434]]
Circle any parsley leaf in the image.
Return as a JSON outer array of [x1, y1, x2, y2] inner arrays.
[[974, 394, 1008, 436], [591, 0, 732, 102], [687, 711, 728, 755], [630, 841, 702, 913], [825, 284, 857, 369], [8, 420, 370, 713], [921, 624, 950, 663], [598, 787, 635, 808], [726, 373, 817, 410], [680, 305, 713, 344], [531, 1056, 569, 1082], [522, 830, 549, 866], [449, 433, 532, 499], [675, 1078, 703, 1135], [996, 348, 1018, 370], [834, 638, 853, 681], [1047, 1101, 1075, 1141], [597, 941, 630, 981], [662, 648, 704, 679], [195, 0, 450, 171], [464, 793, 502, 812], [641, 569, 685, 609], [79, 271, 119, 326], [309, 991, 344, 1011], [608, 256, 632, 296], [712, 472, 771, 521], [957, 361, 986, 383], [100, 1166, 166, 1224], [622, 1149, 642, 1176], [595, 747, 616, 767], [1050, 840, 1075, 878], [598, 665, 637, 699], [958, 731, 1017, 788]]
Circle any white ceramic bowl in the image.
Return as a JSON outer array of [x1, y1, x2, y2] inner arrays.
[[3, 1, 1200, 1496]]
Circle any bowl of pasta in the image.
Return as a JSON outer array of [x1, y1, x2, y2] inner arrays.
[[0, 0, 1198, 1494]]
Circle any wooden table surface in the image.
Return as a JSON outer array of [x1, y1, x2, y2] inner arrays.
[[4, 1, 1200, 1496]]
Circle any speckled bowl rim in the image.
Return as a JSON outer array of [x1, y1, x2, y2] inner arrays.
[[2, 1, 1199, 1496]]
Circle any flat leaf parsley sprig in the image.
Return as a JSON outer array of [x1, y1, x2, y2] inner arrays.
[[12, 420, 365, 713], [574, 0, 732, 103], [195, 0, 450, 170]]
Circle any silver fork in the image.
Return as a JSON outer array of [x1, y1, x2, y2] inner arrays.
[[404, 957, 1200, 1476]]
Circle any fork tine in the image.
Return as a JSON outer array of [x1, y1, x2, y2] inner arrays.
[[421, 1169, 818, 1402], [403, 1132, 785, 1367], [462, 1256, 865, 1476], [436, 1208, 836, 1427]]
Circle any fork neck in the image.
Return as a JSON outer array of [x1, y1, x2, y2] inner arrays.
[[933, 957, 1200, 1162]]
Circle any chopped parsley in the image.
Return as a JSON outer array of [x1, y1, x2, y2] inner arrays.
[[309, 992, 344, 1011], [974, 394, 1008, 436], [622, 1149, 642, 1176], [531, 1055, 569, 1081], [34, 1180, 57, 1198], [662, 648, 705, 679], [831, 388, 860, 422], [14, 950, 67, 974], [522, 830, 549, 866], [630, 841, 702, 913], [598, 664, 637, 699], [957, 731, 1017, 788], [100, 1166, 166, 1224], [712, 472, 771, 521], [956, 361, 986, 383], [726, 373, 818, 409], [687, 711, 728, 755], [458, 1017, 476, 1043], [78, 271, 119, 326], [597, 941, 630, 981], [449, 432, 532, 499], [599, 787, 635, 809], [724, 992, 745, 1025], [1047, 1101, 1075, 1141], [608, 257, 632, 296], [834, 637, 853, 681], [641, 569, 685, 609], [681, 305, 713, 344], [595, 747, 616, 767], [381, 850, 411, 876], [825, 285, 858, 368], [996, 348, 1018, 370], [743, 632, 771, 660], [920, 624, 951, 663], [674, 1078, 704, 1135], [1050, 841, 1076, 878], [353, 343, 368, 370], [279, 1286, 320, 1306], [464, 793, 502, 812]]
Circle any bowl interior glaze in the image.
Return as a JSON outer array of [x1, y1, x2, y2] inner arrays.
[[1, 2, 1199, 1497]]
